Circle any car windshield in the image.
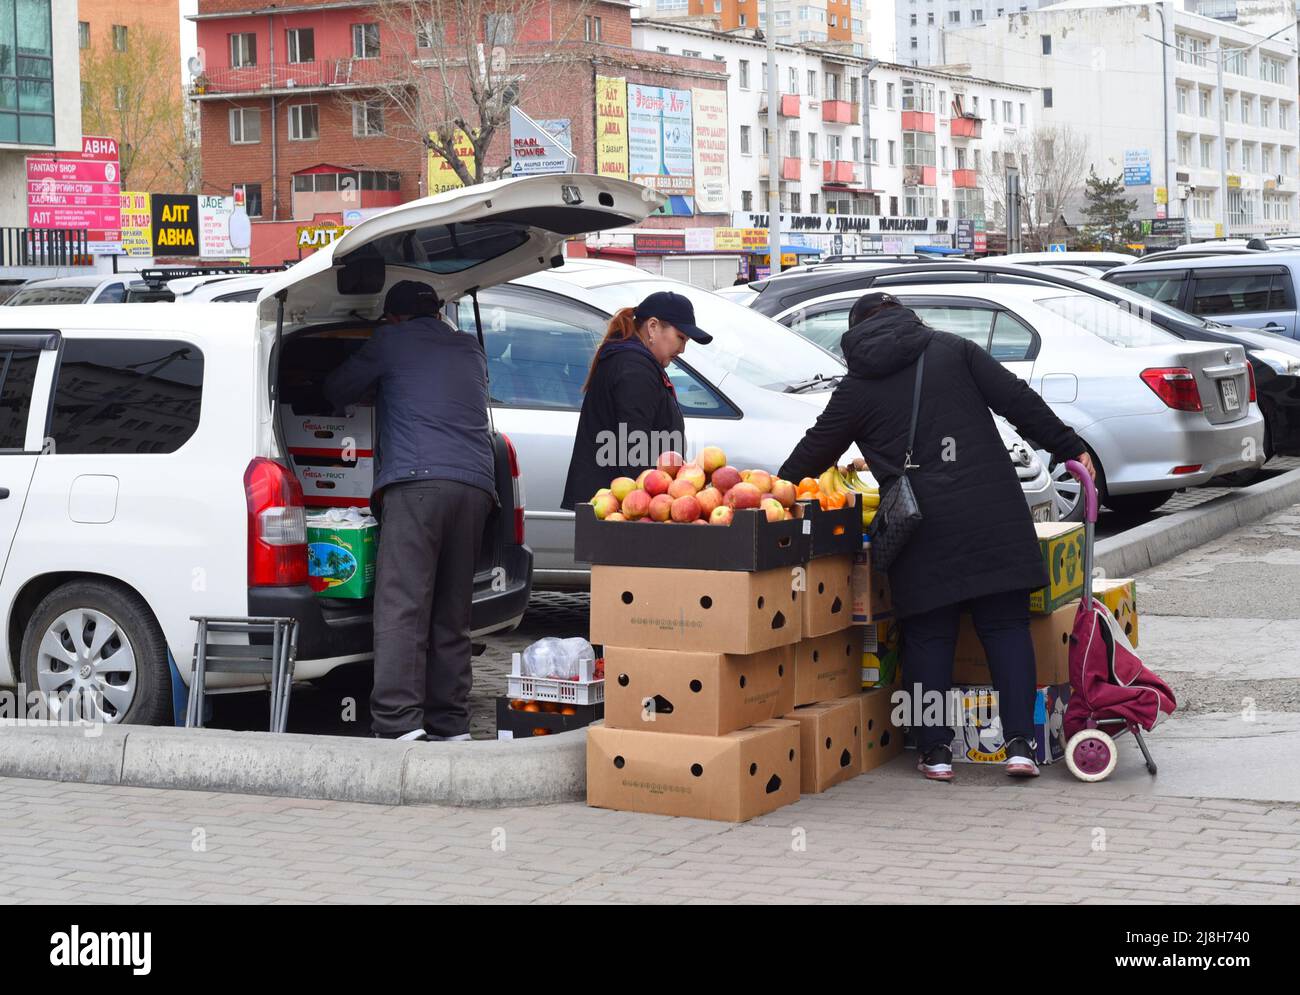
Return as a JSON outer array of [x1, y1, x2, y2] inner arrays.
[[1036, 294, 1180, 347], [585, 279, 845, 388], [6, 286, 94, 306]]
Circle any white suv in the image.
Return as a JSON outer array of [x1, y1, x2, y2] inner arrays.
[[0, 175, 654, 724]]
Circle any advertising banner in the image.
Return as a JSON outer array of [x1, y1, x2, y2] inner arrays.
[[691, 89, 729, 214], [596, 76, 629, 180], [27, 135, 122, 251], [427, 130, 476, 195], [628, 84, 694, 215]]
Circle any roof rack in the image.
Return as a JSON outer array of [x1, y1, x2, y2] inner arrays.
[[136, 265, 287, 286]]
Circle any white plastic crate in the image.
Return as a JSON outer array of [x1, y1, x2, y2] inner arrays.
[[507, 652, 604, 705]]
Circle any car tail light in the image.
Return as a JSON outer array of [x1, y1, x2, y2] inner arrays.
[[503, 434, 525, 545], [1140, 367, 1202, 411], [1172, 464, 1203, 475], [245, 457, 308, 586], [1247, 363, 1257, 403]]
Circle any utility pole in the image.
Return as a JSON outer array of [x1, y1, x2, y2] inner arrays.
[[766, 2, 781, 274], [1216, 44, 1230, 238], [863, 60, 879, 197]]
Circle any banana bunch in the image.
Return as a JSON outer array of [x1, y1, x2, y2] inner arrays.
[[816, 467, 881, 528]]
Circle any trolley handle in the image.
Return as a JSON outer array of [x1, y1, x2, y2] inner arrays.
[[1064, 459, 1098, 525]]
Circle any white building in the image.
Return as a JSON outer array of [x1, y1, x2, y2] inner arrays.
[[898, 0, 1055, 66], [633, 18, 1036, 254], [943, 0, 1300, 238]]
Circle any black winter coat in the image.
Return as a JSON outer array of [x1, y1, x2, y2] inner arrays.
[[562, 340, 686, 510], [778, 307, 1085, 618]]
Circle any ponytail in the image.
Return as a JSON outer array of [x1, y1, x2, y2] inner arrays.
[[583, 307, 648, 393]]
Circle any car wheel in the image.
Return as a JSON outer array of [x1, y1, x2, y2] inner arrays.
[[1036, 449, 1100, 523], [1104, 490, 1172, 516], [20, 580, 171, 726], [1213, 422, 1273, 487]]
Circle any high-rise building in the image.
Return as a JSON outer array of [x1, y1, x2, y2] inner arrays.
[[898, 0, 1055, 67], [638, 0, 872, 55]]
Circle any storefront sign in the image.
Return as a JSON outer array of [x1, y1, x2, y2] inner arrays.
[[509, 107, 576, 177], [633, 232, 686, 254], [683, 228, 715, 252], [119, 191, 151, 258], [427, 130, 476, 195], [714, 227, 744, 251], [1149, 217, 1187, 237], [297, 225, 352, 251], [733, 212, 950, 235], [198, 195, 245, 259], [27, 135, 122, 252], [150, 193, 199, 256], [596, 76, 629, 180], [691, 89, 729, 214]]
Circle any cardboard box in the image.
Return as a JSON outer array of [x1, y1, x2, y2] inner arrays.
[[861, 618, 903, 688], [851, 545, 893, 623], [574, 501, 807, 573], [939, 684, 1071, 764], [283, 405, 374, 455], [590, 565, 802, 655], [798, 492, 862, 558], [305, 516, 377, 599], [1095, 577, 1138, 648], [496, 697, 603, 739], [1029, 522, 1086, 613], [859, 686, 905, 771], [602, 644, 795, 736], [793, 628, 860, 706], [800, 553, 855, 638], [952, 603, 1074, 685], [586, 719, 801, 822], [790, 697, 862, 793], [292, 455, 374, 506]]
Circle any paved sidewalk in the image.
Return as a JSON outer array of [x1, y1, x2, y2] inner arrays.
[[2, 505, 1298, 904]]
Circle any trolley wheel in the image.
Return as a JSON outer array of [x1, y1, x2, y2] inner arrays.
[[1065, 729, 1119, 782]]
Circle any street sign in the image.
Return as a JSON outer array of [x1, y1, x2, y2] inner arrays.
[[26, 135, 122, 252], [509, 107, 576, 177], [1150, 218, 1187, 237], [1048, 243, 1067, 252]]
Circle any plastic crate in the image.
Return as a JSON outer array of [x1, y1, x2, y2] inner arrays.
[[506, 652, 605, 705]]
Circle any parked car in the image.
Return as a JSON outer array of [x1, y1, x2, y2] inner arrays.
[[4, 275, 150, 306], [760, 268, 1264, 518], [995, 251, 1136, 271], [1108, 250, 1300, 337], [0, 174, 656, 725], [453, 260, 1058, 586]]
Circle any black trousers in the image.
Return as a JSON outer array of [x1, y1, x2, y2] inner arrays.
[[371, 479, 494, 737], [901, 588, 1038, 753]]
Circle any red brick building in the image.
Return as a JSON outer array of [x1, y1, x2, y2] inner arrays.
[[191, 0, 727, 261]]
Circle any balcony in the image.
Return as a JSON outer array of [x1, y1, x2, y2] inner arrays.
[[760, 94, 802, 118], [950, 115, 983, 139], [822, 160, 860, 185], [952, 168, 980, 188], [822, 99, 856, 124], [782, 157, 802, 181], [901, 111, 936, 134], [904, 164, 937, 187], [190, 57, 411, 97]]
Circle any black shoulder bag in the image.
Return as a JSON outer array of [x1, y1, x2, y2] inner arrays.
[[868, 349, 926, 571]]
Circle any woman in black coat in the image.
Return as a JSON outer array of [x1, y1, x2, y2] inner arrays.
[[562, 291, 712, 509], [779, 293, 1094, 782]]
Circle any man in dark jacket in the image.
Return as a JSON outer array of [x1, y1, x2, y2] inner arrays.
[[324, 280, 497, 742], [780, 293, 1093, 780]]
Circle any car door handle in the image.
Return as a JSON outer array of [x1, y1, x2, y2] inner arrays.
[[0, 488, 9, 499], [1263, 323, 1287, 332]]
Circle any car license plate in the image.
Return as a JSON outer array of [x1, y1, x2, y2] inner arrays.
[[1219, 378, 1240, 412], [1031, 502, 1054, 523]]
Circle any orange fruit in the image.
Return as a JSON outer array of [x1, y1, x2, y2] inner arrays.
[[509, 699, 527, 710], [531, 728, 553, 736], [560, 706, 576, 715], [521, 701, 541, 712], [799, 477, 818, 492]]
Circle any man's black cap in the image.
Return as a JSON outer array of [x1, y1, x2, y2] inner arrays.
[[384, 280, 441, 317], [633, 290, 713, 344], [849, 291, 899, 327]]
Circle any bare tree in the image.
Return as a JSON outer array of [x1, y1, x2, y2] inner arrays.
[[984, 125, 1090, 249], [81, 26, 192, 191], [369, 0, 594, 189]]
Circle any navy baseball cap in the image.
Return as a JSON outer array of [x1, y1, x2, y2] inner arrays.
[[384, 280, 441, 316], [634, 291, 713, 344]]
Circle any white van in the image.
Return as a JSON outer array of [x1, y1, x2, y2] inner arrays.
[[0, 175, 656, 725]]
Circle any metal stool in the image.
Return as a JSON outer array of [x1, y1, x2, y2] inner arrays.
[[186, 617, 299, 732]]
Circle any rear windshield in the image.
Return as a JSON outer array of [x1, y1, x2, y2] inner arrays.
[[6, 286, 94, 306], [349, 221, 531, 275], [1036, 294, 1179, 348]]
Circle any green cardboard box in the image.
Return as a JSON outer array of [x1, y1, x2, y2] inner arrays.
[[306, 517, 377, 599], [1029, 522, 1085, 614]]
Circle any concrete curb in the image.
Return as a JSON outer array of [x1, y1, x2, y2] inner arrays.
[[1096, 466, 1300, 578], [0, 721, 588, 808], [2, 469, 1295, 808]]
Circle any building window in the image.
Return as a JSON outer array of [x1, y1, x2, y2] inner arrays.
[[808, 70, 817, 97], [1003, 100, 1013, 122], [853, 136, 861, 160], [1200, 137, 1214, 168], [810, 193, 819, 212], [286, 28, 314, 64], [0, 0, 54, 145], [1041, 34, 1051, 55], [1241, 95, 1252, 125], [288, 104, 319, 141], [1019, 102, 1026, 124], [485, 14, 515, 45], [230, 32, 256, 68], [739, 13, 748, 25], [112, 24, 128, 51], [762, 127, 769, 155], [1176, 86, 1189, 115], [739, 60, 750, 89], [352, 22, 380, 59], [809, 132, 818, 160], [948, 10, 960, 23], [888, 139, 896, 165], [229, 107, 261, 144], [353, 100, 385, 137], [113, 85, 127, 111], [1176, 33, 1209, 67], [869, 138, 878, 162], [742, 189, 753, 211], [416, 20, 441, 48], [789, 131, 799, 156], [790, 192, 801, 212], [740, 125, 751, 154], [886, 82, 895, 108], [991, 100, 998, 123], [869, 79, 878, 105], [1178, 134, 1191, 165], [910, 13, 917, 25], [241, 183, 263, 218], [1199, 88, 1212, 117], [1263, 145, 1273, 174], [1192, 188, 1213, 219], [1042, 88, 1053, 108], [78, 20, 89, 49], [1262, 55, 1288, 85], [1243, 143, 1254, 171], [1262, 99, 1273, 128]]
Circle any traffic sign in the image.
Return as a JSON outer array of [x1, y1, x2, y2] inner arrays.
[[1048, 243, 1067, 252]]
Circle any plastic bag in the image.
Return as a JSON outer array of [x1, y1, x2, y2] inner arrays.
[[522, 636, 595, 680]]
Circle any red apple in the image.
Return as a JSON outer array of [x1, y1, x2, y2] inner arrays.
[[606, 512, 627, 522], [726, 482, 762, 510], [760, 497, 784, 523], [671, 495, 702, 523], [635, 469, 653, 490], [677, 465, 706, 492], [643, 470, 672, 497], [648, 493, 674, 522], [621, 489, 651, 520], [657, 451, 685, 479], [667, 477, 698, 500], [591, 493, 621, 519], [711, 465, 743, 493], [747, 470, 773, 494], [696, 486, 723, 517], [699, 446, 727, 475], [610, 476, 637, 502], [771, 478, 797, 508], [709, 505, 734, 526]]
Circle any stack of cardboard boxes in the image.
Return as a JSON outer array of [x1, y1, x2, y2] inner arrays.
[[581, 495, 900, 822]]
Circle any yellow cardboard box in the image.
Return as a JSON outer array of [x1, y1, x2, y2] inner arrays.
[[1029, 522, 1085, 614], [1094, 577, 1138, 648]]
